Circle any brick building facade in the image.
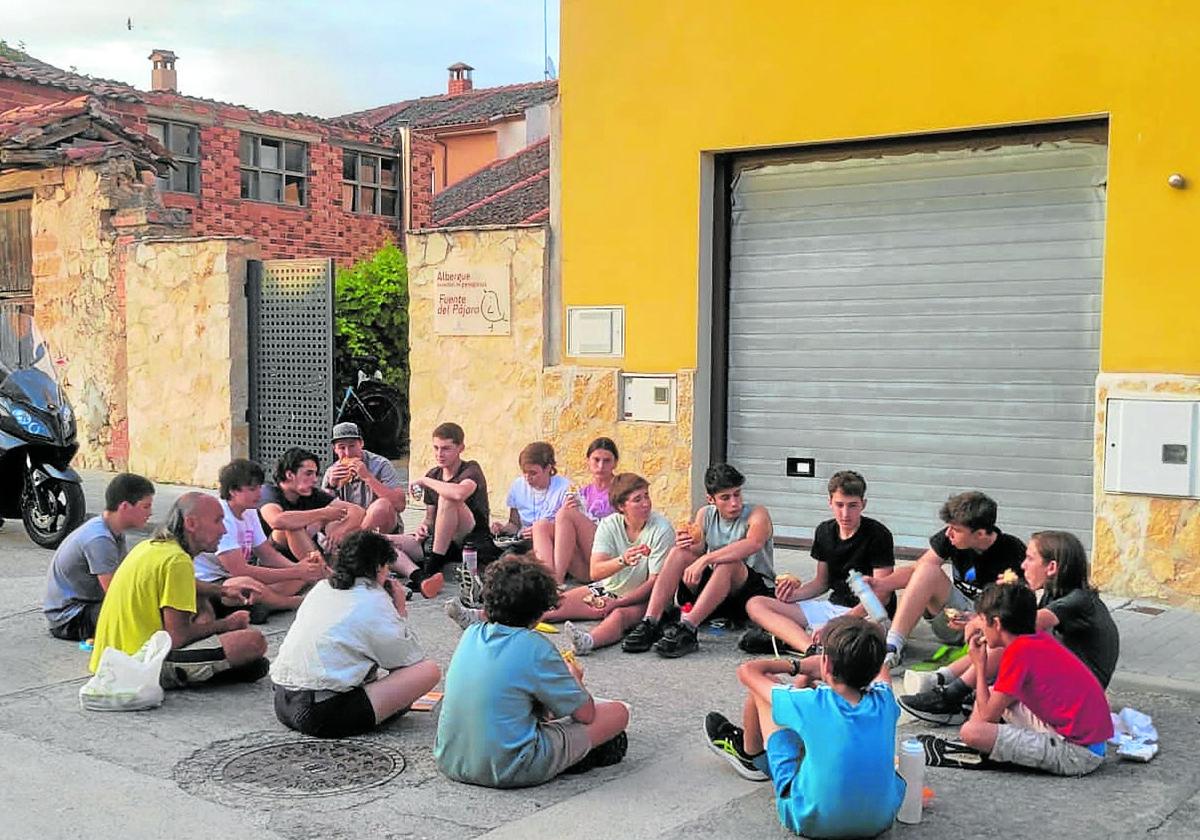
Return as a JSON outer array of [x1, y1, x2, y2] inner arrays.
[[0, 48, 434, 267]]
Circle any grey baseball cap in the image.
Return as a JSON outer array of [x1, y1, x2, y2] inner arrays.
[[331, 422, 363, 442]]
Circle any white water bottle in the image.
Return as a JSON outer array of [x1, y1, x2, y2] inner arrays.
[[847, 570, 889, 623], [897, 738, 925, 824]]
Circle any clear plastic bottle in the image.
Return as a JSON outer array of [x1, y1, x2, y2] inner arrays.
[[847, 569, 889, 623], [897, 738, 925, 824]]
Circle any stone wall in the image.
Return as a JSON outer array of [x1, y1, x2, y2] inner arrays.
[[1093, 374, 1200, 605], [124, 236, 258, 487], [406, 225, 696, 525], [542, 367, 695, 524], [406, 226, 547, 517], [28, 158, 187, 469]]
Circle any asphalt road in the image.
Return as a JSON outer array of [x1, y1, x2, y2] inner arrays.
[[2, 522, 1198, 840]]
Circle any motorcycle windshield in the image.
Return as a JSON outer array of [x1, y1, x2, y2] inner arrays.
[[0, 312, 59, 379], [0, 312, 63, 408]]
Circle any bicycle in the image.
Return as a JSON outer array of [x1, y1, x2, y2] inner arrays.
[[335, 358, 406, 458]]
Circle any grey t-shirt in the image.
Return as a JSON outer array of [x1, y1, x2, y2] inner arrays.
[[701, 504, 775, 585], [43, 516, 126, 628], [323, 449, 401, 511]]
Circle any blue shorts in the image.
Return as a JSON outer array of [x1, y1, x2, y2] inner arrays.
[[766, 729, 805, 832]]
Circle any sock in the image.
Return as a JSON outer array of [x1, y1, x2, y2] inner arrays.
[[565, 621, 595, 655], [426, 551, 448, 575], [942, 677, 972, 701], [643, 615, 660, 627], [936, 666, 957, 684], [886, 630, 905, 653], [679, 617, 698, 632]]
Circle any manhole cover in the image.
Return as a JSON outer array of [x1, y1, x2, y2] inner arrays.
[[218, 739, 405, 797]]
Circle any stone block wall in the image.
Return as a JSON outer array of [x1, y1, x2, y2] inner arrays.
[[406, 226, 696, 525], [406, 227, 547, 517], [29, 158, 188, 469], [124, 236, 258, 486], [1093, 373, 1200, 605]]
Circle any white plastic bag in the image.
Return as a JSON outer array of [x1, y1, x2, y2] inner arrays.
[[79, 630, 171, 712]]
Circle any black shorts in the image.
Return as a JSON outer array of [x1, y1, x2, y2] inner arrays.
[[676, 567, 774, 623], [273, 683, 377, 738]]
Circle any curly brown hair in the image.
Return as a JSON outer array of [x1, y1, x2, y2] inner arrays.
[[482, 553, 559, 627]]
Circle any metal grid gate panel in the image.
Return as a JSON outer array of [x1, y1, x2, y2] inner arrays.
[[247, 258, 334, 473]]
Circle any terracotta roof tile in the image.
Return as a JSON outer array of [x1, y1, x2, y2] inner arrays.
[[0, 54, 143, 101], [340, 80, 557, 130], [432, 138, 549, 227], [0, 95, 168, 172]]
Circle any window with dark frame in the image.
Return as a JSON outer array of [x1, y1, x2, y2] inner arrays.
[[239, 133, 307, 206], [342, 149, 400, 217], [147, 118, 199, 194]]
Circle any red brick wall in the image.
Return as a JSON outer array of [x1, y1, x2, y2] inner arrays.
[[134, 97, 403, 265], [410, 132, 436, 229]]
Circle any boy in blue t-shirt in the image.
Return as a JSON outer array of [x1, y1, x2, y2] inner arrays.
[[704, 615, 905, 838], [435, 551, 630, 788]]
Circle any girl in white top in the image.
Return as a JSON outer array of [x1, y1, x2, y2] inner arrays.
[[492, 442, 570, 580], [270, 530, 440, 737], [552, 437, 620, 586], [549, 473, 674, 655]]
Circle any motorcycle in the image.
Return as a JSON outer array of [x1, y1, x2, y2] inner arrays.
[[0, 311, 83, 548]]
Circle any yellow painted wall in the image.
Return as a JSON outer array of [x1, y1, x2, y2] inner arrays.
[[560, 0, 1200, 374]]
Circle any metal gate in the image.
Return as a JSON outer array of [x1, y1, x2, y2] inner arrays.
[[247, 258, 334, 473]]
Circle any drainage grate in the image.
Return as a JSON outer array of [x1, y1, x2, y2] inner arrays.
[[218, 739, 405, 798]]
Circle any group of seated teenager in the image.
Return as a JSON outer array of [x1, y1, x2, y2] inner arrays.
[[42, 419, 1123, 838]]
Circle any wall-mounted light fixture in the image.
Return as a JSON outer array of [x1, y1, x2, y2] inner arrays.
[[1168, 173, 1187, 189]]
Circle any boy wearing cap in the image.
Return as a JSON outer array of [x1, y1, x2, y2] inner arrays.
[[324, 422, 407, 534]]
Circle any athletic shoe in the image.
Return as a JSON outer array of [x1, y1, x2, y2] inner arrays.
[[914, 734, 988, 769], [654, 621, 699, 658], [703, 711, 768, 781], [564, 730, 628, 774], [738, 627, 811, 657], [456, 564, 484, 609], [564, 621, 595, 656], [898, 685, 966, 725], [621, 617, 662, 653], [445, 600, 484, 630]]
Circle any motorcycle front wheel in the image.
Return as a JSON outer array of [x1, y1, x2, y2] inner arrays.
[[23, 477, 85, 548]]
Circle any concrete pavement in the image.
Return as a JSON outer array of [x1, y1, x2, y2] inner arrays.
[[0, 472, 1194, 839]]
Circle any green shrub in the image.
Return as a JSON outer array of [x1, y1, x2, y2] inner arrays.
[[334, 242, 409, 451]]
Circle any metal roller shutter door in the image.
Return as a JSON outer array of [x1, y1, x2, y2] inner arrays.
[[726, 139, 1106, 548]]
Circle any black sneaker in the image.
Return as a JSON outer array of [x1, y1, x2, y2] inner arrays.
[[703, 712, 768, 781], [248, 603, 272, 625], [737, 627, 804, 656], [621, 618, 662, 653], [914, 734, 988, 769], [564, 730, 628, 774], [898, 685, 967, 725], [654, 621, 699, 658]]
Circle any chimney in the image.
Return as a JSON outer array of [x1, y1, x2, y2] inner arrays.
[[149, 49, 178, 92], [447, 62, 474, 95]]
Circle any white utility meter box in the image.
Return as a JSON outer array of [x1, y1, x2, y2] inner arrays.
[[1103, 399, 1199, 497], [621, 374, 677, 423]]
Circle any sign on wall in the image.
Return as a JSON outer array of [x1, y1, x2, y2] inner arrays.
[[433, 263, 511, 335]]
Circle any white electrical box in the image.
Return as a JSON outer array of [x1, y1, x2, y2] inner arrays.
[[566, 306, 624, 357], [621, 374, 677, 423], [1104, 399, 1199, 497]]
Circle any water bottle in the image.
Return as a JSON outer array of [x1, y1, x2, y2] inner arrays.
[[462, 541, 478, 576], [897, 738, 925, 824], [847, 569, 889, 623]]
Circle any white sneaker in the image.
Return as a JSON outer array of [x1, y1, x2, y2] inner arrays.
[[445, 600, 484, 630], [565, 621, 595, 656], [903, 669, 942, 695], [456, 564, 484, 609]]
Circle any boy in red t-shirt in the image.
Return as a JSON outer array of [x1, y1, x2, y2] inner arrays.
[[958, 583, 1112, 775]]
